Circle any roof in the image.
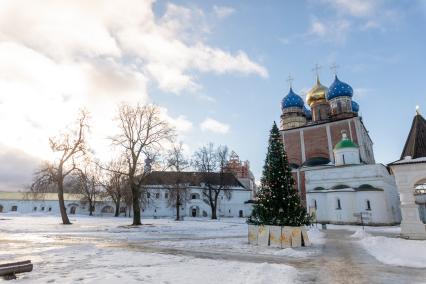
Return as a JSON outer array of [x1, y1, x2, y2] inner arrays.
[[0, 192, 82, 201], [400, 113, 426, 160], [142, 171, 247, 189], [334, 138, 359, 150]]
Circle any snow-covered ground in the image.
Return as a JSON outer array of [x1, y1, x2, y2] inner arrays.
[[3, 214, 424, 283], [350, 229, 426, 268], [0, 214, 322, 283]]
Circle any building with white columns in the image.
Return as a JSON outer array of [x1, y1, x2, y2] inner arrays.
[[389, 110, 426, 239]]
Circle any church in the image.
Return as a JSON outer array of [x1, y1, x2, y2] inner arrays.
[[279, 72, 401, 225]]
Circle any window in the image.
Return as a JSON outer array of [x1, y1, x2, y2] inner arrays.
[[11, 205, 18, 211], [336, 199, 342, 210], [313, 200, 317, 210], [366, 200, 371, 211], [155, 193, 160, 199], [165, 193, 169, 199], [48, 207, 52, 212], [33, 207, 37, 211], [41, 207, 45, 211], [191, 194, 197, 199], [147, 193, 151, 198], [228, 209, 231, 213]]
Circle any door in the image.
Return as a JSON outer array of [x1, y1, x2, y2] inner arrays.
[[192, 208, 197, 217], [70, 206, 76, 215]]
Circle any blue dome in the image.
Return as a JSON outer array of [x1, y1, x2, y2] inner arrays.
[[327, 76, 353, 100], [352, 100, 360, 112], [304, 106, 312, 119], [281, 88, 304, 109]]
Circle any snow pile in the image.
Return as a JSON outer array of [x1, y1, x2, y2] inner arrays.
[[356, 233, 426, 268]]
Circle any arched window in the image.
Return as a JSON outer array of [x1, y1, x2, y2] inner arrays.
[[33, 206, 37, 211], [414, 182, 426, 195], [366, 200, 371, 211], [336, 198, 342, 210], [314, 200, 317, 210]]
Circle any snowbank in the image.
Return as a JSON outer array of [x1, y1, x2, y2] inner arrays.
[[351, 229, 426, 268]]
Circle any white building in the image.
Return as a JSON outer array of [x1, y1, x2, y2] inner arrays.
[[0, 172, 253, 219], [0, 192, 116, 215], [389, 110, 426, 239], [306, 132, 401, 225], [141, 171, 253, 218]]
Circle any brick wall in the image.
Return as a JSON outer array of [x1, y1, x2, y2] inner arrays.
[[304, 126, 329, 160], [283, 132, 302, 166]]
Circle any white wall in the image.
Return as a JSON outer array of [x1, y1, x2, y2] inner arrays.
[[306, 164, 401, 225]]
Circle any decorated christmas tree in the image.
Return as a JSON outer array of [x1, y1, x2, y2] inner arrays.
[[249, 122, 310, 227]]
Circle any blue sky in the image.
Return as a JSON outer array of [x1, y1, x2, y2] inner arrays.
[[0, 0, 425, 189], [151, 0, 426, 178]]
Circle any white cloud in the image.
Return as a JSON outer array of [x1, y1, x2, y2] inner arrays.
[[200, 118, 230, 134], [322, 0, 377, 17], [306, 18, 351, 44], [213, 5, 235, 19], [0, 0, 265, 158]]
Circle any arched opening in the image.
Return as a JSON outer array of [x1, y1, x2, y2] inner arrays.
[[101, 206, 114, 214], [414, 179, 426, 224], [0, 204, 3, 213], [70, 206, 76, 215], [190, 206, 199, 217]]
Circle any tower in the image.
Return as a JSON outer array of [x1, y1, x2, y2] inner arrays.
[[280, 87, 307, 130], [327, 75, 357, 119], [306, 76, 330, 122]]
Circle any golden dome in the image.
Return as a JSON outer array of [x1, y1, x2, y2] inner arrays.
[[306, 76, 328, 107]]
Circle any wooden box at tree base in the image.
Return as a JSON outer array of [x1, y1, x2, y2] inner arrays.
[[269, 226, 282, 248], [281, 227, 293, 248], [247, 225, 310, 248], [258, 225, 270, 247], [291, 227, 302, 247], [301, 226, 311, 247], [248, 225, 258, 245]]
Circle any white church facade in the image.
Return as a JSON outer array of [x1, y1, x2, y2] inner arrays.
[[306, 132, 401, 225]]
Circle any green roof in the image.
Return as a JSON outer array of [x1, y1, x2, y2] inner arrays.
[[334, 138, 358, 150]]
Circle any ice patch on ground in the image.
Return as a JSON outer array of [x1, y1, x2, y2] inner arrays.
[[350, 229, 370, 239]]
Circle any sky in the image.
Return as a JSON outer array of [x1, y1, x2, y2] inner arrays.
[[0, 0, 425, 191]]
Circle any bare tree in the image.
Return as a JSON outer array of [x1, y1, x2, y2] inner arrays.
[[100, 157, 128, 217], [76, 161, 102, 216], [111, 103, 175, 225], [166, 142, 190, 221], [193, 143, 230, 220], [32, 110, 89, 224]]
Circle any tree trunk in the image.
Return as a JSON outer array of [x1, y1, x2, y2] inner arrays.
[[211, 203, 217, 219], [57, 175, 71, 225], [114, 197, 120, 217], [175, 193, 181, 221], [176, 204, 180, 221], [131, 184, 142, 225], [88, 200, 93, 216]]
